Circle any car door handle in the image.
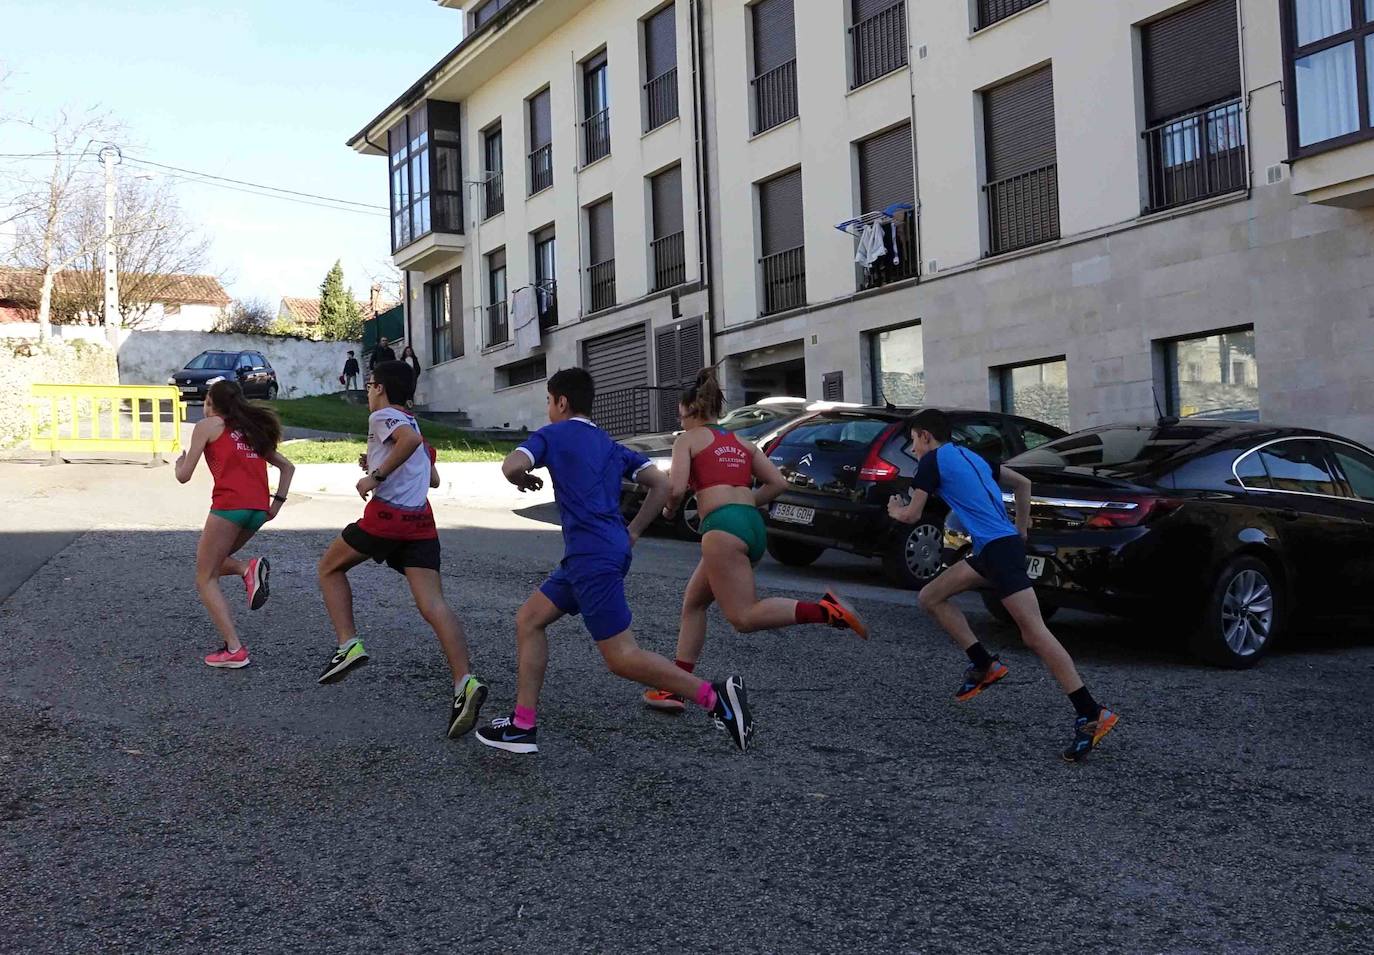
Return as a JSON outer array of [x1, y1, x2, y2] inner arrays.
[[1277, 508, 1300, 521]]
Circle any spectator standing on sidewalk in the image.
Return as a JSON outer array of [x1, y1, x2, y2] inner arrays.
[[401, 344, 421, 384], [370, 337, 396, 371], [342, 351, 360, 393]]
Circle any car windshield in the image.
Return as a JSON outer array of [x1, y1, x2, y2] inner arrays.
[[185, 352, 238, 370], [1011, 424, 1220, 477]]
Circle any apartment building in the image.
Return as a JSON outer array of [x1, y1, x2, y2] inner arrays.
[[351, 0, 1374, 444]]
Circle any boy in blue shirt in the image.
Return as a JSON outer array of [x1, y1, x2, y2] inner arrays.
[[887, 408, 1118, 762], [476, 367, 755, 755]]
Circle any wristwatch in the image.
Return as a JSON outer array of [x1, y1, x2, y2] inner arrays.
[[369, 468, 386, 483]]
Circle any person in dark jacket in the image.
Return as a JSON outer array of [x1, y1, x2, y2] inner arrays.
[[370, 337, 397, 370], [342, 351, 361, 392], [401, 344, 421, 383]]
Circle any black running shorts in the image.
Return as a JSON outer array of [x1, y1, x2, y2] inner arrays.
[[965, 534, 1033, 600], [341, 523, 441, 575]]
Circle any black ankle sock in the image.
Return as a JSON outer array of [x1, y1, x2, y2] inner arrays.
[[965, 642, 994, 670], [1068, 686, 1100, 719]]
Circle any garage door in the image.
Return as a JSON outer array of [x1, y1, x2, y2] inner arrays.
[[583, 323, 649, 436]]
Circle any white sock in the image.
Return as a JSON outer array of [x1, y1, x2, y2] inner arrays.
[[454, 673, 472, 694], [341, 636, 361, 652]]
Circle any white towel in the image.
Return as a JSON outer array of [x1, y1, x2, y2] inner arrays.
[[855, 222, 886, 267], [512, 286, 541, 358]]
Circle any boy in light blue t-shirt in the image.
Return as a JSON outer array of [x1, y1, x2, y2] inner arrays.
[[475, 367, 755, 756]]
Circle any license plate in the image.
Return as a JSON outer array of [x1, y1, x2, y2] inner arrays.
[[771, 503, 815, 526], [1026, 556, 1046, 580]]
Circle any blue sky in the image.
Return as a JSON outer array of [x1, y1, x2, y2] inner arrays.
[[1, 0, 459, 305]]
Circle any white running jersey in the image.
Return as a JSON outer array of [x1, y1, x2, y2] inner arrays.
[[367, 407, 430, 509]]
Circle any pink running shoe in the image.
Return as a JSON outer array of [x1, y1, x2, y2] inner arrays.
[[244, 557, 270, 611], [205, 644, 250, 669]]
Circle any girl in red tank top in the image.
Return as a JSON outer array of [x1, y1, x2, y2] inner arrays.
[[175, 379, 295, 670], [642, 370, 868, 713]]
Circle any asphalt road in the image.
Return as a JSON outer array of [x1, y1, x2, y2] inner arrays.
[[1, 461, 1371, 954]]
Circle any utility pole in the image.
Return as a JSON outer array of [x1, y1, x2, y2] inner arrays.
[[98, 144, 121, 336]]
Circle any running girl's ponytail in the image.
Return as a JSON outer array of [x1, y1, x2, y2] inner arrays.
[[206, 379, 282, 457], [680, 367, 724, 422]]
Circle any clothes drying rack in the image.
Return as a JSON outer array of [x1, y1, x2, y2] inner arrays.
[[834, 201, 915, 236]]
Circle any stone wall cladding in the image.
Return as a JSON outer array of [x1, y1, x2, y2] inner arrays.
[[0, 339, 119, 448]]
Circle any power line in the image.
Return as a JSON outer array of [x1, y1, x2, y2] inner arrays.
[[141, 168, 388, 217], [122, 155, 388, 211]]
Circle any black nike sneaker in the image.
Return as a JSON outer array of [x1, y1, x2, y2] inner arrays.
[[318, 640, 369, 684], [709, 676, 754, 753], [476, 716, 538, 754], [448, 676, 489, 739]]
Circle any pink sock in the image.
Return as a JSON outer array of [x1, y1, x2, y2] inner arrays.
[[693, 682, 717, 711], [513, 705, 537, 730]]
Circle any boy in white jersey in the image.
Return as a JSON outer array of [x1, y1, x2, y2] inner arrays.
[[315, 360, 488, 740]]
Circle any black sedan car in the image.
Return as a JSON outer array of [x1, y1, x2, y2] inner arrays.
[[762, 407, 1067, 588], [170, 350, 279, 401], [944, 420, 1374, 667]]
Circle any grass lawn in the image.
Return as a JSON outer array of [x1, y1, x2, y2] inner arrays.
[[269, 394, 518, 464]]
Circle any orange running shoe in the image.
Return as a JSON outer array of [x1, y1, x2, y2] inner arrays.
[[954, 657, 1010, 702], [1063, 707, 1120, 762], [819, 590, 868, 639], [643, 688, 687, 712]]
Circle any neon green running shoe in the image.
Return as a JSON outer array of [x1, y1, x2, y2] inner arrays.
[[447, 676, 489, 739], [318, 639, 369, 684]]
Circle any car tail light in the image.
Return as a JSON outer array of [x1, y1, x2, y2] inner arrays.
[[858, 424, 902, 482], [1084, 496, 1181, 528], [762, 435, 782, 455]]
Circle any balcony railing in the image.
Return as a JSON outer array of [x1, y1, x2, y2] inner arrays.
[[583, 109, 611, 165], [759, 245, 806, 316], [985, 162, 1060, 256], [484, 174, 504, 219], [976, 0, 1041, 30], [651, 232, 687, 292], [529, 143, 553, 195], [535, 279, 558, 330], [1143, 99, 1247, 214], [752, 59, 798, 135], [850, 1, 907, 89], [588, 259, 616, 313], [486, 301, 509, 346], [857, 214, 917, 291], [644, 67, 679, 132]]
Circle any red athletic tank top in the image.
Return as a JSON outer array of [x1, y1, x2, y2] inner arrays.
[[689, 428, 753, 492], [204, 418, 270, 511]]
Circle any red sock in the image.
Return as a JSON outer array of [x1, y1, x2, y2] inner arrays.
[[674, 659, 695, 673], [693, 682, 717, 710], [795, 601, 828, 625], [513, 705, 537, 730]]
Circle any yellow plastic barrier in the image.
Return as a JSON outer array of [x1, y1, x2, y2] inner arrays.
[[28, 383, 184, 465]]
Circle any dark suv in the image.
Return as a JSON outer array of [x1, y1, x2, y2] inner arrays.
[[762, 407, 1066, 588], [170, 350, 279, 401]]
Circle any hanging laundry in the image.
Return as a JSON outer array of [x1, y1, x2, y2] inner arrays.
[[512, 286, 541, 358], [855, 222, 886, 267]]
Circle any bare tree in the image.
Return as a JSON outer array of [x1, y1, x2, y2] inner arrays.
[[215, 297, 274, 334]]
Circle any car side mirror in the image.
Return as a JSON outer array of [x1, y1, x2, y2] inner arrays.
[[236, 367, 249, 379]]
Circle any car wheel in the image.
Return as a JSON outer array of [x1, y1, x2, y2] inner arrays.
[[883, 520, 945, 590], [981, 592, 1058, 626], [266, 383, 279, 400], [766, 537, 825, 567], [1188, 555, 1284, 668], [675, 492, 703, 540]]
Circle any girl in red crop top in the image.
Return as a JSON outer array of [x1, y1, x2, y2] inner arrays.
[[175, 379, 295, 670], [644, 371, 868, 713]]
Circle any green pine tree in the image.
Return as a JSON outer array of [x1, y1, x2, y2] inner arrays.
[[318, 260, 362, 342]]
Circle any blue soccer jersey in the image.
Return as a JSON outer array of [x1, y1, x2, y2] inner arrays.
[[910, 443, 1017, 554], [516, 417, 651, 559]]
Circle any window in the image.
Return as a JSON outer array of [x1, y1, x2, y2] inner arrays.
[[1019, 423, 1062, 451], [751, 0, 798, 134], [758, 168, 806, 315], [388, 102, 462, 253], [643, 4, 679, 132], [1331, 443, 1374, 499], [983, 66, 1059, 255], [952, 420, 1010, 461], [1258, 440, 1340, 495], [976, 0, 1042, 31], [164, 303, 182, 316], [583, 51, 611, 165], [995, 357, 1069, 431], [1282, 0, 1374, 155], [650, 165, 686, 291], [486, 249, 508, 346], [856, 123, 917, 289], [528, 89, 553, 195], [533, 225, 558, 329], [1163, 327, 1258, 421], [497, 355, 547, 389], [1234, 449, 1272, 488], [866, 322, 925, 405], [1141, 0, 1246, 212], [586, 198, 616, 313], [252, 353, 268, 368], [483, 124, 504, 219], [427, 270, 463, 364], [472, 0, 510, 30], [850, 0, 908, 89], [776, 415, 891, 450]]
